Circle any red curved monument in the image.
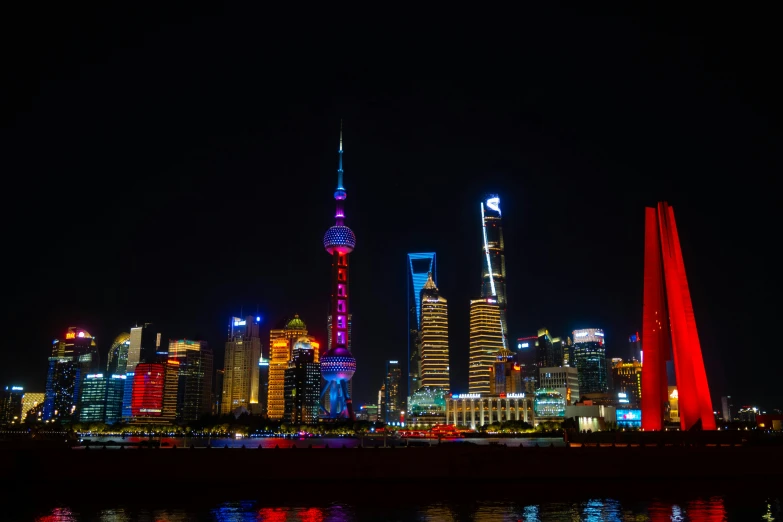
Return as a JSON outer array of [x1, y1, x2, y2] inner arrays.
[[641, 202, 715, 431]]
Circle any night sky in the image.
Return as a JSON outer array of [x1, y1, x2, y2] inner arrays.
[[2, 6, 780, 411]]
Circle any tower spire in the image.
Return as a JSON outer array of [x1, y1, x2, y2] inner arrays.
[[337, 119, 344, 191]]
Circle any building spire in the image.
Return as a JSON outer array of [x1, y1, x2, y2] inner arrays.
[[337, 119, 345, 191]]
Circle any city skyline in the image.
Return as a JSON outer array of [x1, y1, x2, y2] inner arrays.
[[2, 5, 780, 411]]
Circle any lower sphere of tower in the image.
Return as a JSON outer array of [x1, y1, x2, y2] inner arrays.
[[320, 352, 356, 382]]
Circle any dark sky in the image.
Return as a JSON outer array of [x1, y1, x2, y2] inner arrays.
[[2, 6, 780, 411]]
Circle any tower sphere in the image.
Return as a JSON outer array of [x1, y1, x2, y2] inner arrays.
[[324, 225, 356, 254], [321, 349, 356, 382]]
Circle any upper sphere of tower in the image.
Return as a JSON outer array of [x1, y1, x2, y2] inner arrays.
[[324, 225, 356, 254], [285, 314, 307, 331]]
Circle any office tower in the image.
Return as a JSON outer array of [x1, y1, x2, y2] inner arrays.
[[407, 252, 437, 396], [721, 396, 732, 423], [553, 336, 571, 367], [20, 392, 45, 423], [105, 374, 126, 424], [283, 337, 321, 424], [79, 373, 108, 423], [572, 328, 608, 394], [168, 339, 213, 421], [479, 194, 507, 348], [130, 363, 165, 419], [378, 383, 386, 422], [384, 360, 402, 424], [539, 366, 579, 405], [641, 202, 715, 431], [468, 298, 504, 394], [268, 315, 308, 420], [213, 369, 224, 415], [162, 359, 179, 422], [128, 323, 162, 370], [0, 386, 24, 424], [258, 356, 269, 416], [628, 332, 642, 362], [516, 336, 539, 389], [535, 328, 562, 370], [491, 349, 523, 395], [106, 332, 131, 374], [612, 359, 643, 407], [418, 272, 450, 392], [222, 316, 262, 415], [320, 123, 356, 420], [122, 371, 135, 421]]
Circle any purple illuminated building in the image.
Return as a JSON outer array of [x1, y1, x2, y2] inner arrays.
[[320, 123, 356, 421]]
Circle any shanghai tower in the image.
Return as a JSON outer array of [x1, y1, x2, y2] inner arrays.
[[320, 122, 356, 421], [480, 194, 507, 347]]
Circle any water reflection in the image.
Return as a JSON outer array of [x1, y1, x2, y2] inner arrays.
[[27, 494, 778, 522]]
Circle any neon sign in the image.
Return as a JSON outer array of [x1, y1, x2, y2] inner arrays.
[[518, 342, 529, 348], [65, 332, 76, 339], [234, 319, 246, 326], [574, 332, 587, 337], [389, 360, 398, 364], [452, 393, 480, 399]]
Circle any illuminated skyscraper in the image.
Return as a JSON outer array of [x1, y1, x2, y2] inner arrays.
[[0, 386, 24, 424], [79, 373, 108, 423], [130, 363, 165, 419], [44, 327, 99, 421], [469, 298, 504, 394], [407, 252, 436, 396], [383, 360, 402, 424], [128, 323, 162, 370], [222, 316, 261, 415], [490, 348, 523, 395], [479, 194, 507, 348], [106, 332, 131, 374], [168, 339, 213, 421], [268, 315, 308, 420], [321, 123, 357, 420], [418, 272, 450, 392], [572, 328, 608, 394], [612, 359, 642, 407], [20, 392, 45, 423], [283, 337, 321, 424]]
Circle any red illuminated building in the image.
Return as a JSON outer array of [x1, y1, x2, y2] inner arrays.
[[641, 202, 715, 431], [130, 363, 165, 417]]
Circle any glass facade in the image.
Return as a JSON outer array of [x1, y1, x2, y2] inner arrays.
[[283, 338, 321, 424], [79, 374, 108, 423], [131, 363, 165, 417], [480, 195, 507, 345], [383, 360, 402, 424], [169, 339, 213, 421], [105, 374, 126, 424], [222, 317, 261, 415], [572, 328, 608, 394]]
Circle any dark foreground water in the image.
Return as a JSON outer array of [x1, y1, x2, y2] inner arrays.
[[7, 494, 781, 521]]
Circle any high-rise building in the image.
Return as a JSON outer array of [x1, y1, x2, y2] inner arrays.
[[628, 332, 642, 363], [407, 252, 436, 396], [516, 336, 538, 387], [553, 336, 571, 367], [43, 327, 99, 422], [130, 363, 165, 419], [479, 194, 507, 348], [721, 396, 732, 423], [0, 386, 24, 425], [572, 328, 608, 395], [641, 202, 715, 431], [79, 374, 108, 423], [535, 329, 561, 370], [320, 123, 357, 420], [268, 315, 308, 420], [418, 272, 450, 392], [612, 359, 642, 407], [106, 332, 131, 375], [168, 339, 213, 421], [468, 298, 504, 394], [128, 323, 162, 370], [283, 337, 321, 424], [122, 371, 135, 421], [105, 374, 126, 424], [20, 392, 45, 423], [490, 348, 523, 395], [539, 366, 579, 406], [213, 369, 224, 415], [222, 316, 261, 415], [383, 360, 402, 424]]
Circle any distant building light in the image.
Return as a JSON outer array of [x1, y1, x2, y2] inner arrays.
[[518, 342, 529, 348]]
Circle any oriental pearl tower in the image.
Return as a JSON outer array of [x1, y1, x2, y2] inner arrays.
[[320, 122, 356, 420]]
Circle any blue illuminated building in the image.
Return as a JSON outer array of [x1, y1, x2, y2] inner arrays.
[[407, 252, 436, 396]]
